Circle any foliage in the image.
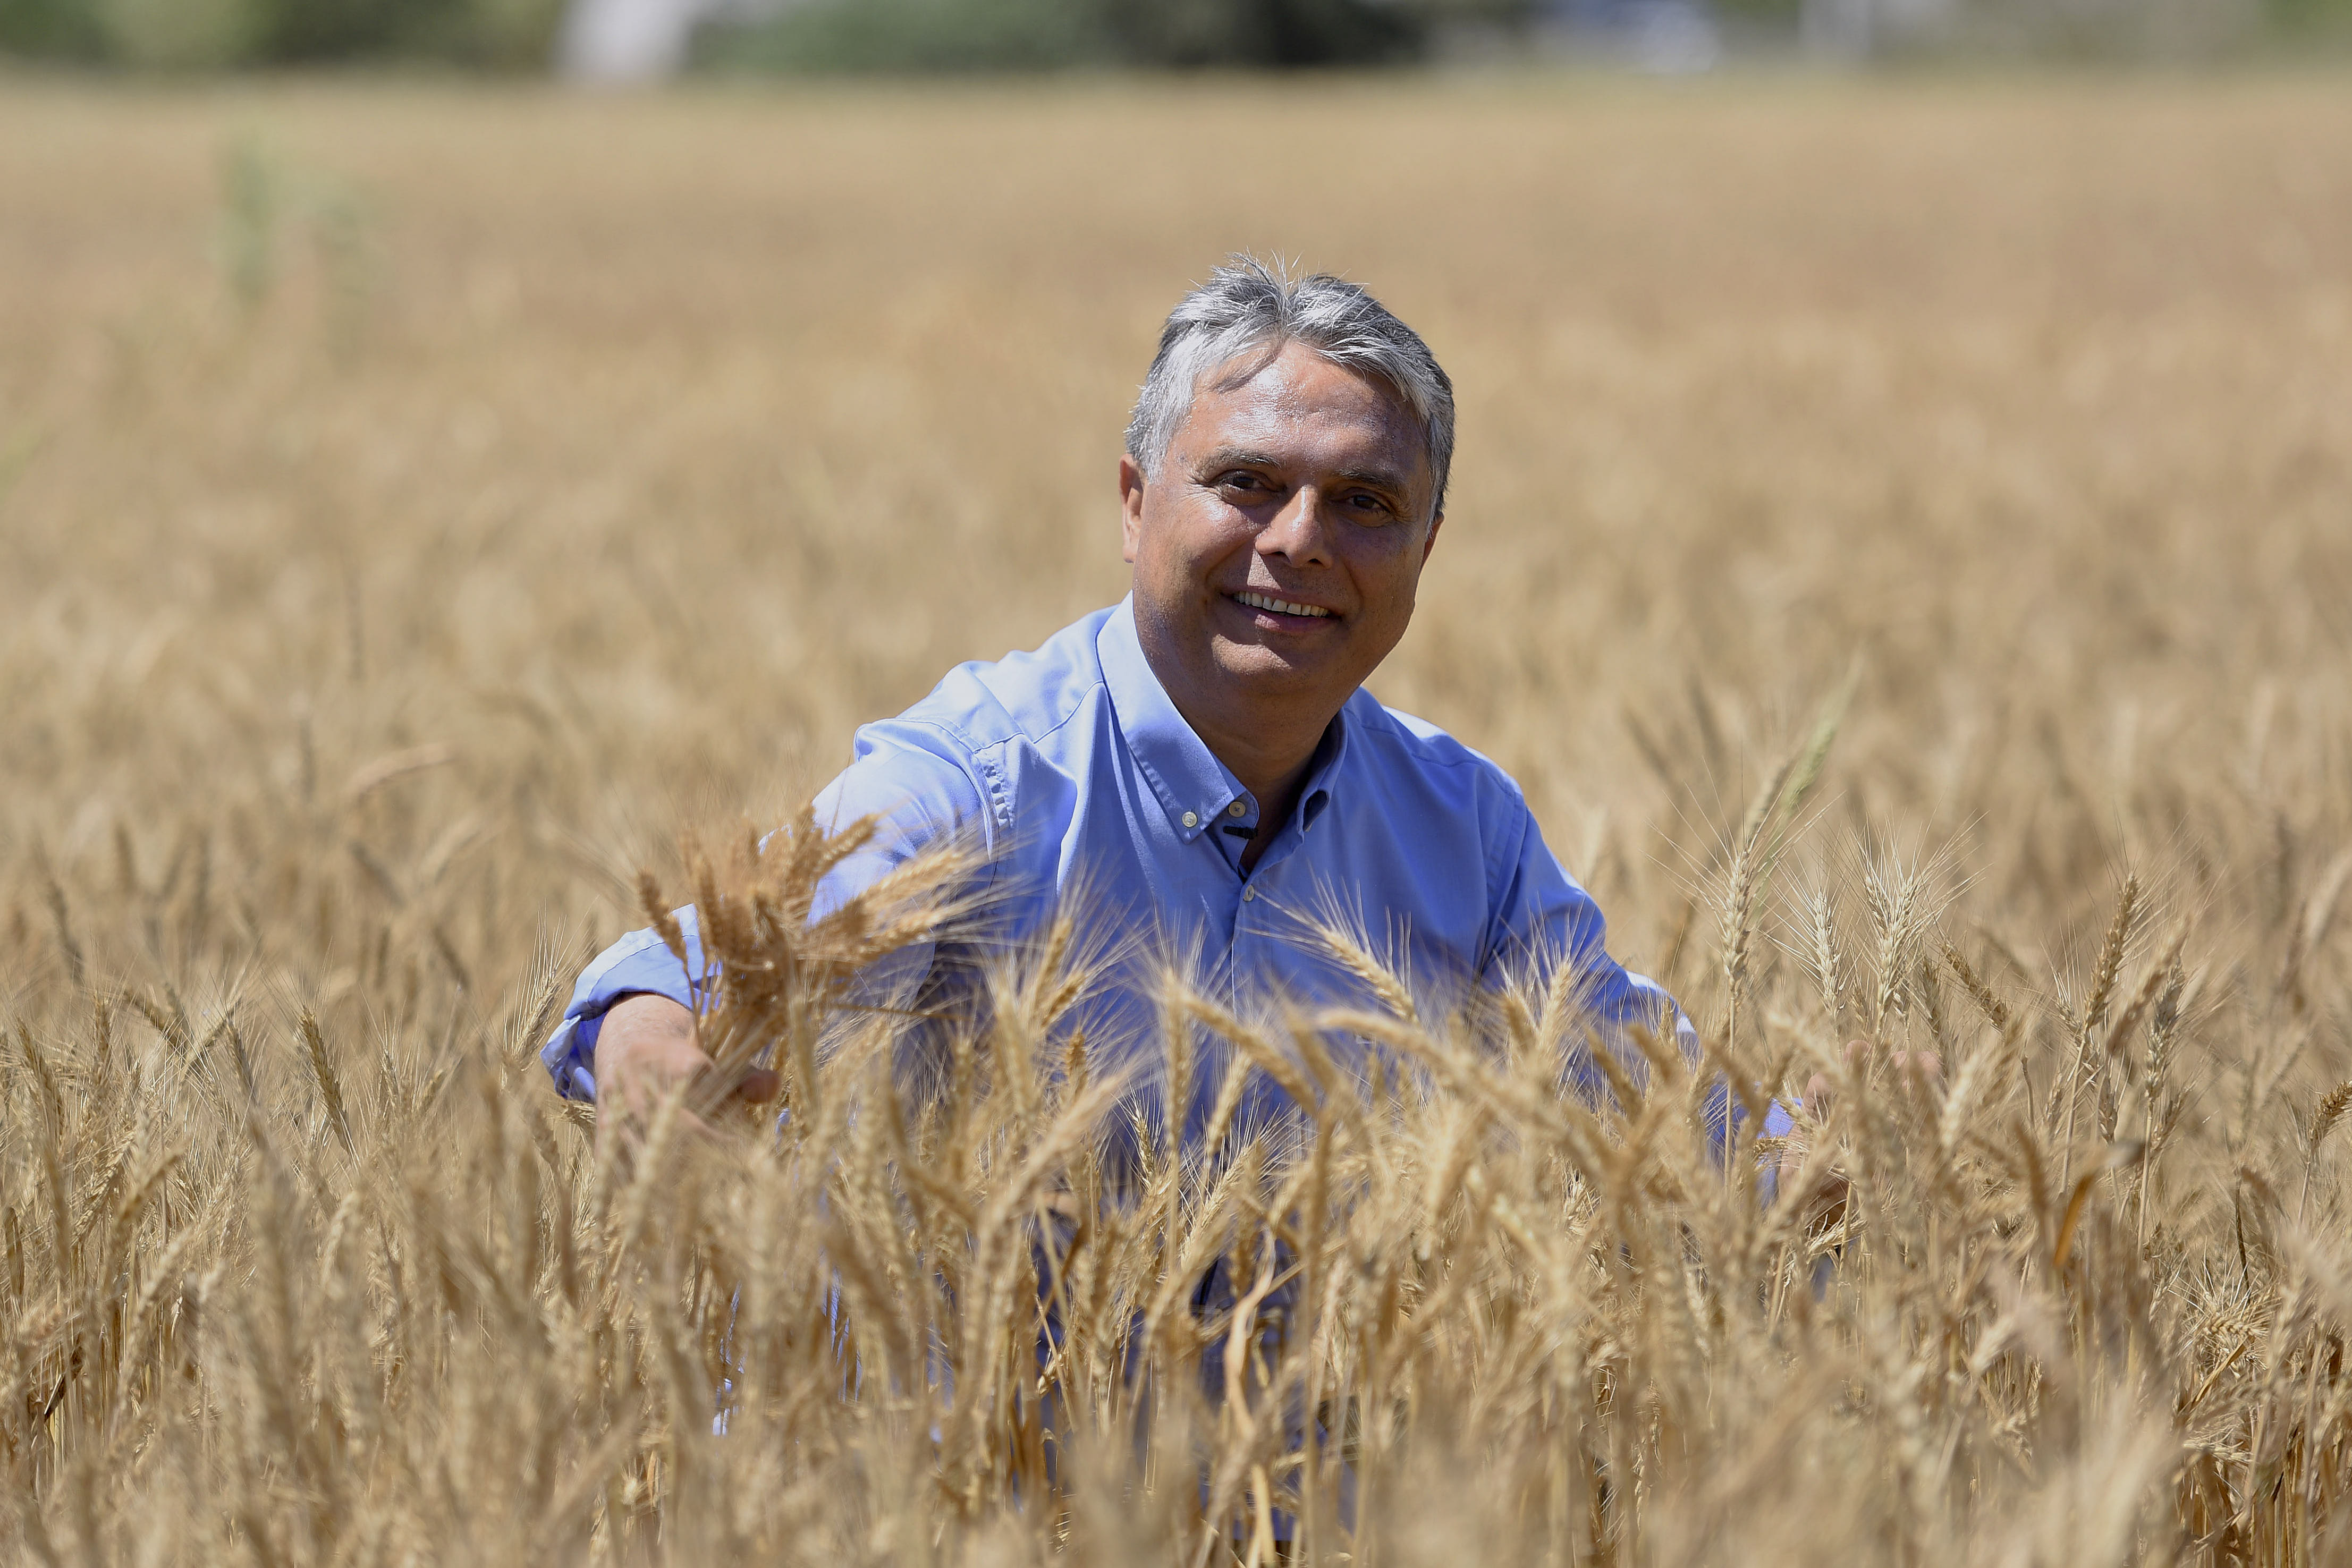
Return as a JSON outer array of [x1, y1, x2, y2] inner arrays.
[[3, 0, 2349, 70], [0, 0, 566, 67], [694, 0, 1464, 72]]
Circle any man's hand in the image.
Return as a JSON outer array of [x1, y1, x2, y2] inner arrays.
[[1777, 1038, 1943, 1224], [592, 993, 779, 1157]]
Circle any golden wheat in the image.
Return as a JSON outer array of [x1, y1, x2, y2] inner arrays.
[[3, 72, 2351, 1566]]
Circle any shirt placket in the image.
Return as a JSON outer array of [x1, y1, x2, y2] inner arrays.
[[1219, 796, 1258, 1007]]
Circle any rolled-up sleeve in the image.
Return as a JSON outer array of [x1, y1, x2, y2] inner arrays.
[[542, 729, 991, 1101], [539, 912, 709, 1100]]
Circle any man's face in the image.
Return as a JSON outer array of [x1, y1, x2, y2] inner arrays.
[[1120, 340, 1443, 735]]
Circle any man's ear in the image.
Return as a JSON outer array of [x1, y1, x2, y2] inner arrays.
[[1119, 453, 1147, 564], [1420, 511, 1445, 564]]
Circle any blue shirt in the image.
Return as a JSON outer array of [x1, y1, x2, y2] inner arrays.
[[543, 598, 1698, 1135]]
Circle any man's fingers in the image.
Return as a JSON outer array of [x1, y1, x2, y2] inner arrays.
[[1885, 1048, 1944, 1091], [686, 1062, 781, 1111]]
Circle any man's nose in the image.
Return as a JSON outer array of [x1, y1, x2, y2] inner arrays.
[[1257, 486, 1335, 565]]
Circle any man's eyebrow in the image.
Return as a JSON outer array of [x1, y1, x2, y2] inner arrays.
[[1194, 447, 1284, 472], [1334, 465, 1413, 494]]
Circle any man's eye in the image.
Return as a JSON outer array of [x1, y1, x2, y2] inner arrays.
[[1346, 494, 1394, 520]]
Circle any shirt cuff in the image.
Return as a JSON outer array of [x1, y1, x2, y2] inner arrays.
[[540, 917, 706, 1101]]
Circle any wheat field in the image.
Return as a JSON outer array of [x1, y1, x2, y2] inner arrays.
[[4, 73, 2351, 1565]]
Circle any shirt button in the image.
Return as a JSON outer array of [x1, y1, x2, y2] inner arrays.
[[1181, 811, 1198, 828], [1227, 801, 1246, 817], [1242, 887, 1256, 902]]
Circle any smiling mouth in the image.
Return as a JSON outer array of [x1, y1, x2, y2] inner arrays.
[[1230, 590, 1334, 620]]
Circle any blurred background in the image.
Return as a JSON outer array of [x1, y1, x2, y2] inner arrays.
[[2, 0, 2348, 78]]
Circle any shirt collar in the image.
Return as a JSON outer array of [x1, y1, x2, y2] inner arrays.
[[1097, 596, 1352, 844], [1299, 694, 1359, 833]]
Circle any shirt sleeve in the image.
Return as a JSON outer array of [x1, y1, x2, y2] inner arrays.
[[1481, 796, 1728, 1148], [540, 733, 991, 1100]]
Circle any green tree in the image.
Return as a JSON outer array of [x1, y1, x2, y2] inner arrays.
[[701, 0, 1446, 72], [0, 0, 565, 65]]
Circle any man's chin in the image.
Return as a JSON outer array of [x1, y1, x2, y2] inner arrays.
[[1207, 640, 1336, 698]]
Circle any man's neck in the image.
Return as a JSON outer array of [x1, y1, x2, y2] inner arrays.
[[1182, 699, 1328, 875], [1134, 630, 1341, 865], [1181, 698, 1327, 823]]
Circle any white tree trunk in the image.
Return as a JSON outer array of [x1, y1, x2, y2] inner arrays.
[[559, 0, 719, 81]]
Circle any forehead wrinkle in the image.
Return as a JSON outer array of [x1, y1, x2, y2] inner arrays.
[[1190, 397, 1407, 459], [1208, 344, 1411, 422], [1179, 354, 1431, 496]]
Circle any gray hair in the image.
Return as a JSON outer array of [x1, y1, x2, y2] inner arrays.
[[1124, 256, 1456, 520]]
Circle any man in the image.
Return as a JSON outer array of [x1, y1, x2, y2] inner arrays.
[[543, 256, 1688, 1131]]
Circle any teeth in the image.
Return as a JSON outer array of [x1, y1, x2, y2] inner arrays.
[[1236, 591, 1331, 618]]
